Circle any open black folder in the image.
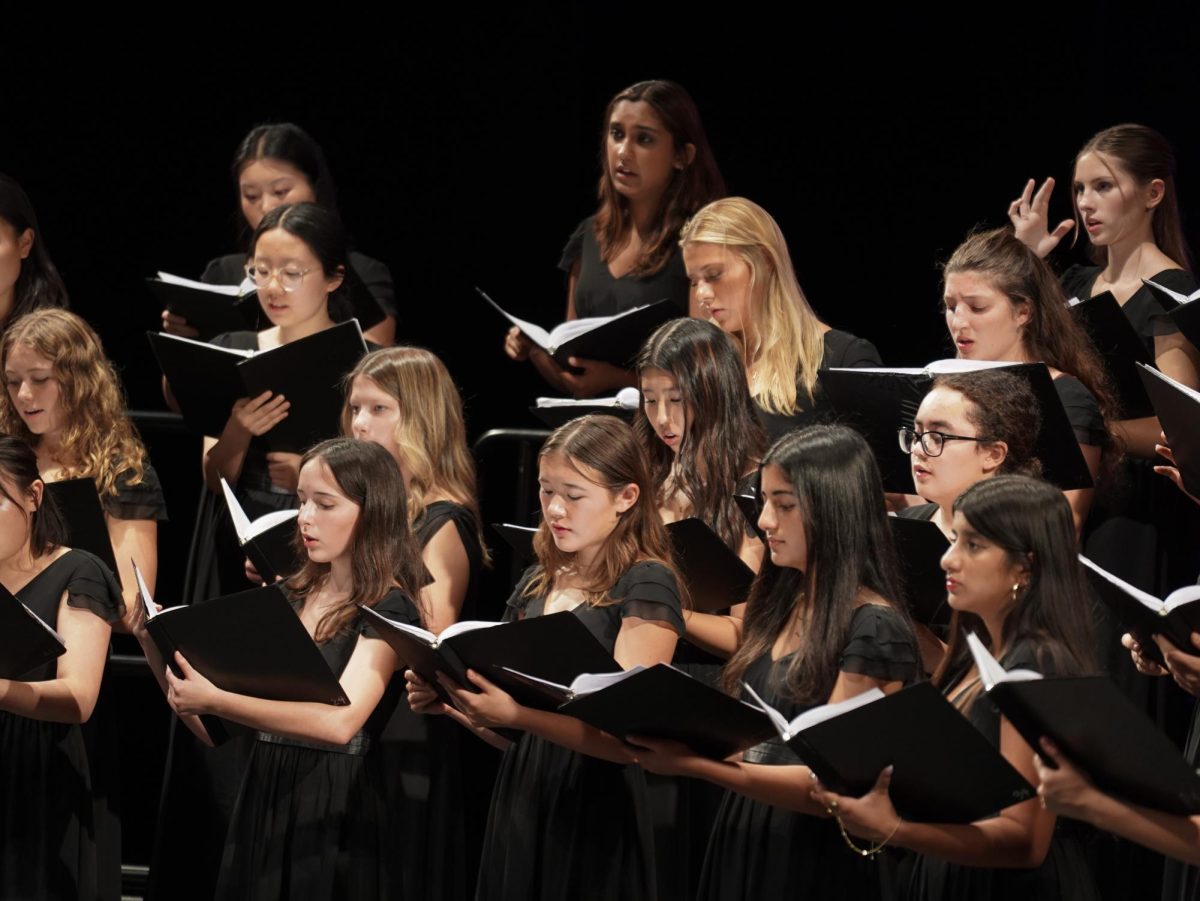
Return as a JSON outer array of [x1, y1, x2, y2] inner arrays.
[[220, 479, 298, 583], [0, 582, 66, 680], [1142, 278, 1200, 350], [44, 478, 119, 578], [139, 575, 348, 707], [478, 287, 678, 369], [357, 607, 619, 707], [1137, 363, 1200, 497], [969, 634, 1200, 815], [501, 663, 775, 759], [488, 520, 754, 614], [745, 680, 1034, 823], [1068, 291, 1154, 419], [1081, 555, 1200, 667], [819, 360, 1093, 493], [148, 319, 367, 451], [146, 272, 257, 341]]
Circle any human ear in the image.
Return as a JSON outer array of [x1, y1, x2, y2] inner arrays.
[[614, 482, 639, 514], [1145, 178, 1166, 211], [1013, 298, 1032, 329], [17, 229, 33, 260], [325, 265, 345, 295], [980, 440, 1008, 475], [25, 479, 43, 513], [675, 143, 697, 171]]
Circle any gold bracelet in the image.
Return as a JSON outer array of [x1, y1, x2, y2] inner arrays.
[[834, 816, 902, 859]]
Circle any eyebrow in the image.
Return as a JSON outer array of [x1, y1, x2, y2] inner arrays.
[[765, 489, 796, 498], [4, 367, 52, 376], [917, 419, 957, 431]]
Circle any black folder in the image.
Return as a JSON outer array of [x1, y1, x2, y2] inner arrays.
[[1069, 292, 1154, 419], [889, 517, 951, 629], [148, 320, 367, 451], [819, 362, 1094, 493], [359, 607, 620, 707], [1142, 278, 1200, 350], [146, 275, 257, 341], [987, 674, 1200, 815], [0, 583, 66, 679], [785, 681, 1035, 823], [145, 585, 348, 706], [533, 663, 775, 759], [666, 518, 755, 613], [44, 479, 119, 578], [1136, 363, 1200, 497], [478, 287, 679, 369], [1081, 555, 1200, 667], [491, 523, 536, 561]]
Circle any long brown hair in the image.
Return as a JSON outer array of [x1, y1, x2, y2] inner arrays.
[[1074, 124, 1192, 271], [341, 346, 491, 564], [0, 309, 149, 498], [635, 318, 765, 551], [944, 227, 1120, 477], [523, 415, 677, 607], [723, 426, 913, 703], [0, 435, 65, 559], [594, 80, 725, 277], [285, 438, 426, 642]]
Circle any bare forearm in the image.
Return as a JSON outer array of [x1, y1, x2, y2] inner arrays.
[[207, 689, 367, 747], [1114, 417, 1162, 460], [892, 813, 1046, 868], [0, 677, 95, 724], [136, 635, 212, 744], [512, 705, 634, 764], [204, 425, 251, 492], [687, 758, 826, 815], [1082, 791, 1200, 866], [683, 611, 742, 659]]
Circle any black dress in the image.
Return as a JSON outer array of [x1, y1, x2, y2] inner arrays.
[[559, 216, 690, 318], [906, 642, 1100, 901], [757, 328, 882, 442], [0, 550, 123, 901], [214, 588, 421, 900], [203, 250, 397, 332], [476, 560, 684, 901], [698, 604, 919, 901], [382, 501, 494, 901]]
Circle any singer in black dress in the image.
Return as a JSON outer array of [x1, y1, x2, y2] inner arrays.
[[0, 437, 124, 901], [631, 426, 919, 901], [407, 416, 684, 901], [503, 79, 724, 398]]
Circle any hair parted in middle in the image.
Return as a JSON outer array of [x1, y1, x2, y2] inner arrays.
[[341, 346, 491, 564], [679, 197, 827, 416], [285, 437, 427, 643], [0, 308, 149, 499], [723, 425, 915, 704], [635, 317, 765, 553], [523, 414, 677, 607], [933, 475, 1097, 698], [251, 202, 352, 322]]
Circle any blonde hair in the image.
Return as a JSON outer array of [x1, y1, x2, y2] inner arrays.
[[1, 309, 148, 498], [341, 346, 490, 563], [679, 197, 826, 415]]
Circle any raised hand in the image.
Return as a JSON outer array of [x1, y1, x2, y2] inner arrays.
[[1008, 177, 1075, 258]]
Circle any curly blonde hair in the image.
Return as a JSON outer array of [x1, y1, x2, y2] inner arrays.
[[1, 309, 148, 498]]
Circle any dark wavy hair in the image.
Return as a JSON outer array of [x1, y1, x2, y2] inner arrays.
[[593, 80, 725, 277], [0, 174, 68, 328], [723, 426, 914, 703], [285, 438, 425, 642], [933, 475, 1097, 699], [944, 227, 1120, 478], [929, 370, 1043, 477], [250, 202, 352, 322], [523, 415, 679, 607], [0, 435, 65, 558], [635, 317, 765, 552], [1073, 124, 1192, 271]]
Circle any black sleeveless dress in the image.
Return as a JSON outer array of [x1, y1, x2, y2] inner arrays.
[[0, 550, 123, 901], [697, 604, 919, 900], [214, 588, 421, 900], [475, 561, 684, 901]]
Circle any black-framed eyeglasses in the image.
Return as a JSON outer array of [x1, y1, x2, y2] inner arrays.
[[898, 427, 993, 457]]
